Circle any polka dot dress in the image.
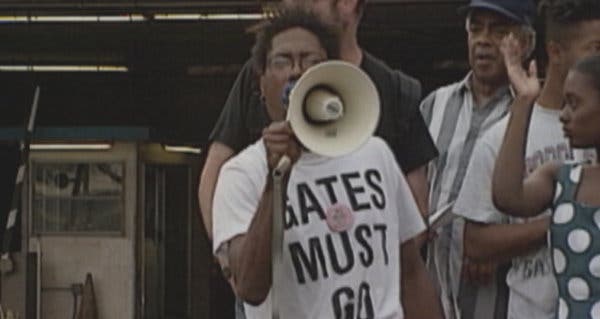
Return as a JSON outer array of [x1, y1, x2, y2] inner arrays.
[[551, 164, 600, 319]]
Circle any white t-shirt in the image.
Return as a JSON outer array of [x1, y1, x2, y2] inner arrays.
[[213, 136, 425, 319], [455, 104, 573, 319]]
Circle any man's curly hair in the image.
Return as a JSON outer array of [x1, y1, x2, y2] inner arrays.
[[251, 7, 340, 76]]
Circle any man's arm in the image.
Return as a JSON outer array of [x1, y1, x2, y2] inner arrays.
[[402, 105, 435, 220], [200, 60, 261, 240], [405, 165, 429, 217], [228, 176, 276, 305], [226, 121, 301, 305], [406, 165, 430, 248], [198, 142, 234, 241], [401, 238, 444, 319], [463, 218, 550, 264], [394, 73, 436, 218], [403, 93, 436, 247]]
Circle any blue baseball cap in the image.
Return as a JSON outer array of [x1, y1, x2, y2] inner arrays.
[[458, 0, 536, 26]]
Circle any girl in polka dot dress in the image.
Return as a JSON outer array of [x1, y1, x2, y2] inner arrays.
[[493, 34, 600, 319]]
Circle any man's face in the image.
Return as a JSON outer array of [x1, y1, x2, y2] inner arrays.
[[260, 27, 327, 121], [283, 0, 343, 27], [466, 10, 525, 85], [561, 20, 600, 72]]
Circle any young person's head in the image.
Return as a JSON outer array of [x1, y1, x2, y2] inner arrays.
[[539, 0, 600, 76], [252, 8, 340, 121], [461, 0, 536, 86], [560, 55, 600, 148]]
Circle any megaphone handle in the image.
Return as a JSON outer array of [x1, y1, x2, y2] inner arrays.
[[271, 155, 290, 319], [273, 155, 291, 176]]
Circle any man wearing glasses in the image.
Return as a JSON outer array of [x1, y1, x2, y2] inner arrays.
[[211, 8, 442, 319], [201, 2, 437, 317], [419, 0, 536, 318], [200, 0, 437, 246]]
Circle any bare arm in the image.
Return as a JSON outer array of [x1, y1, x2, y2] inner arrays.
[[463, 218, 550, 264], [492, 34, 556, 217], [198, 142, 234, 241], [227, 121, 301, 305], [492, 95, 557, 217], [228, 176, 277, 305], [406, 165, 431, 248], [405, 164, 429, 217], [401, 238, 444, 319]]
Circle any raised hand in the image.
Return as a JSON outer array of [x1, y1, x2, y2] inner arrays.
[[500, 33, 540, 101], [262, 121, 301, 172]]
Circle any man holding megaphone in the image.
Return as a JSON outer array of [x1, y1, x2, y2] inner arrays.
[[212, 8, 443, 319], [202, 2, 438, 315], [200, 0, 437, 245]]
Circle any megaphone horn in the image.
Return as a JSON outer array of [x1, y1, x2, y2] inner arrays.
[[287, 60, 380, 157]]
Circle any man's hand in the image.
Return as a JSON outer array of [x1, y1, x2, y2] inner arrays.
[[462, 258, 497, 285], [501, 33, 540, 102], [401, 238, 444, 319], [263, 121, 301, 171]]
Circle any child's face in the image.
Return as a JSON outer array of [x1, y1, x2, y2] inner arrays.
[[560, 70, 600, 148]]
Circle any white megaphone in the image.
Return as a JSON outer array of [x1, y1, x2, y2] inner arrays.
[[286, 60, 380, 158]]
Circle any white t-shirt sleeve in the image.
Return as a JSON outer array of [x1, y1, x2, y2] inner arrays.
[[375, 138, 426, 243], [212, 141, 269, 254], [454, 127, 507, 224]]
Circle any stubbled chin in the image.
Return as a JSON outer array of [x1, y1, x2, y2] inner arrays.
[[473, 68, 503, 83], [473, 62, 498, 73]]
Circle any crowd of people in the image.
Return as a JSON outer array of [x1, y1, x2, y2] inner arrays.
[[198, 0, 600, 318]]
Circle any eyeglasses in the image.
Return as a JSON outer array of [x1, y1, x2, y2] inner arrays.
[[267, 53, 325, 73]]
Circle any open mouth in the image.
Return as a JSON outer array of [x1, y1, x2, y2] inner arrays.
[[475, 53, 495, 63]]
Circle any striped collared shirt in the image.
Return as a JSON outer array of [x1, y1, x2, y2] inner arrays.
[[420, 73, 513, 319]]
